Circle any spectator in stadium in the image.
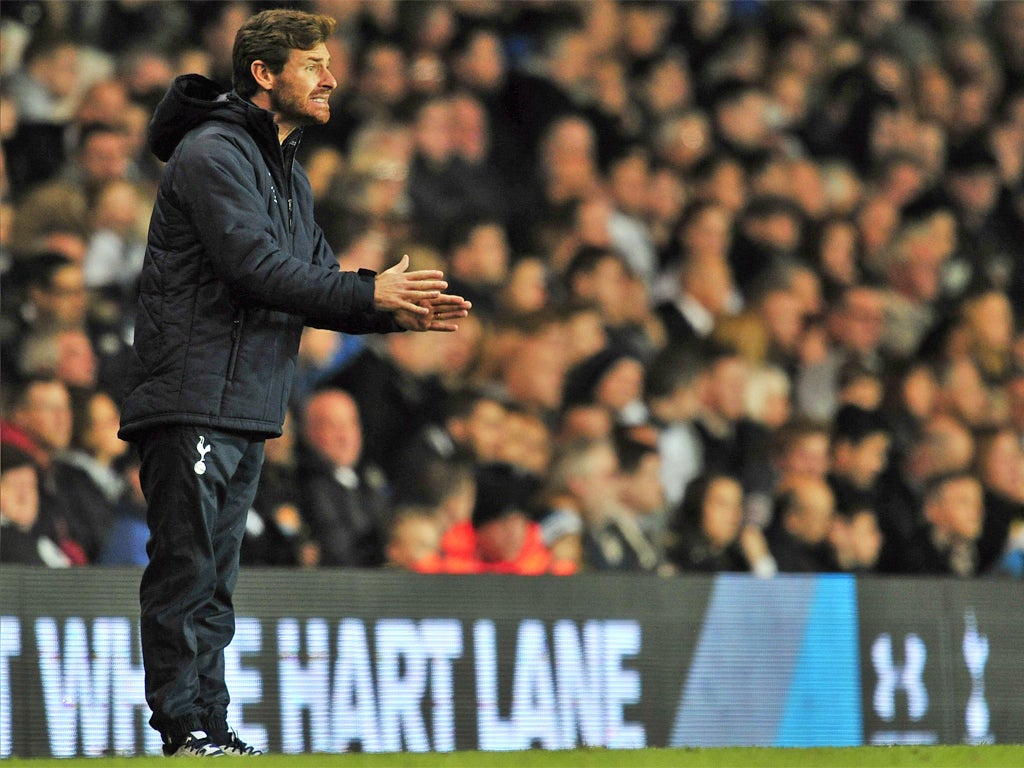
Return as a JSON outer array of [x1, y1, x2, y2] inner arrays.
[[0, 443, 71, 566], [561, 345, 647, 430], [804, 215, 864, 299], [318, 325, 451, 480], [692, 341, 773, 501], [296, 388, 391, 570], [898, 471, 986, 577], [443, 217, 512, 316], [537, 436, 654, 573], [828, 500, 884, 574], [642, 344, 705, 510], [16, 325, 98, 393], [5, 31, 80, 124], [406, 94, 468, 246], [943, 143, 1020, 293], [876, 412, 976, 572], [958, 288, 1016, 388], [447, 23, 523, 186], [826, 404, 892, 518], [447, 89, 509, 220], [934, 354, 996, 430], [2, 251, 130, 395], [82, 178, 148, 298], [242, 410, 316, 568], [114, 9, 469, 758], [834, 359, 886, 414], [743, 364, 792, 432], [1, 376, 86, 565], [882, 360, 940, 462], [498, 403, 555, 477], [614, 430, 672, 573], [766, 475, 838, 573], [391, 385, 507, 499], [972, 426, 1024, 574], [385, 504, 445, 573], [510, 114, 604, 256], [494, 312, 570, 426], [664, 472, 749, 573], [440, 462, 572, 575], [796, 282, 888, 421], [655, 252, 737, 352], [52, 389, 129, 563], [876, 214, 954, 361], [96, 447, 149, 567], [496, 255, 551, 318], [55, 122, 141, 200], [729, 195, 806, 296]]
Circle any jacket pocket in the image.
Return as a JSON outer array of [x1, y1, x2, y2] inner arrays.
[[227, 308, 245, 381]]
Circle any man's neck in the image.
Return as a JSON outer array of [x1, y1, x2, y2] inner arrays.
[[249, 92, 293, 144]]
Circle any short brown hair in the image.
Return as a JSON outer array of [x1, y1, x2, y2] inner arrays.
[[232, 9, 336, 98]]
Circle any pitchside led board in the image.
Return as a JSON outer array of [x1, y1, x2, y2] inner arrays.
[[0, 567, 1021, 758]]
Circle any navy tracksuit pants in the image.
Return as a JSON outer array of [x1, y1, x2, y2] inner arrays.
[[135, 425, 264, 744]]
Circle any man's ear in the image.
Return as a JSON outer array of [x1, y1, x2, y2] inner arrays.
[[251, 60, 274, 91]]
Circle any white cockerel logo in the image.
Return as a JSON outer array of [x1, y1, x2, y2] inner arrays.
[[194, 436, 213, 475]]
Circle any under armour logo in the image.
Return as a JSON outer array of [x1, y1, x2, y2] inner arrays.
[[194, 436, 212, 475], [963, 610, 991, 744], [872, 633, 928, 722]]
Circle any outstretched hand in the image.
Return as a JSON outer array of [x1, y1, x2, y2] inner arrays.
[[395, 294, 472, 332], [374, 254, 448, 315]]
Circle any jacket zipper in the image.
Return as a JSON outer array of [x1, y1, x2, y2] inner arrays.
[[283, 134, 299, 234], [227, 308, 245, 381]]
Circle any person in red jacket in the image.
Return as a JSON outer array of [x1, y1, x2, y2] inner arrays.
[[441, 462, 576, 575]]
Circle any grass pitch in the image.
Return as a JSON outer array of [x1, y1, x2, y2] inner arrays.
[[3, 746, 1024, 767]]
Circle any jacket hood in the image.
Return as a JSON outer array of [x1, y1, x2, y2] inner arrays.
[[149, 74, 255, 162]]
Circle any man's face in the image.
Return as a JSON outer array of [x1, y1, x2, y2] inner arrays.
[[269, 44, 336, 128], [33, 264, 88, 327], [388, 516, 440, 569], [476, 512, 528, 564], [80, 131, 129, 184], [792, 482, 835, 545], [459, 400, 506, 463], [779, 433, 830, 479], [15, 382, 72, 453], [929, 477, 983, 542], [708, 357, 748, 422], [838, 288, 885, 354], [0, 465, 39, 529], [620, 452, 665, 515], [305, 392, 362, 468], [848, 433, 891, 489]]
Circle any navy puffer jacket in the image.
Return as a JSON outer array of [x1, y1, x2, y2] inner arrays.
[[119, 75, 400, 440]]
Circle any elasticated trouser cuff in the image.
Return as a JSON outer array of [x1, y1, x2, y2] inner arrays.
[[204, 710, 230, 740], [163, 713, 205, 745]]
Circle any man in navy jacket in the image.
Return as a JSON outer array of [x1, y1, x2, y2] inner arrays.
[[117, 8, 470, 757]]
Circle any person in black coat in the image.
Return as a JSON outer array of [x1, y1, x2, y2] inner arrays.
[[295, 388, 391, 568], [665, 473, 749, 573], [765, 476, 838, 573], [115, 8, 470, 757], [896, 472, 985, 577]]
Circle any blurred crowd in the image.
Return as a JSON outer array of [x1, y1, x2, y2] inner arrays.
[[1, 0, 1023, 579]]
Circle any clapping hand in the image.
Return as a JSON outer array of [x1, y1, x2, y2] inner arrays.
[[395, 294, 472, 332], [373, 254, 449, 315]]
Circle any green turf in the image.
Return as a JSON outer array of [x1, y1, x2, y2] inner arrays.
[[3, 746, 1024, 768]]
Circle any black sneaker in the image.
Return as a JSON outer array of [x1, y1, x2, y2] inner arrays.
[[163, 729, 225, 757], [215, 730, 264, 756]]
